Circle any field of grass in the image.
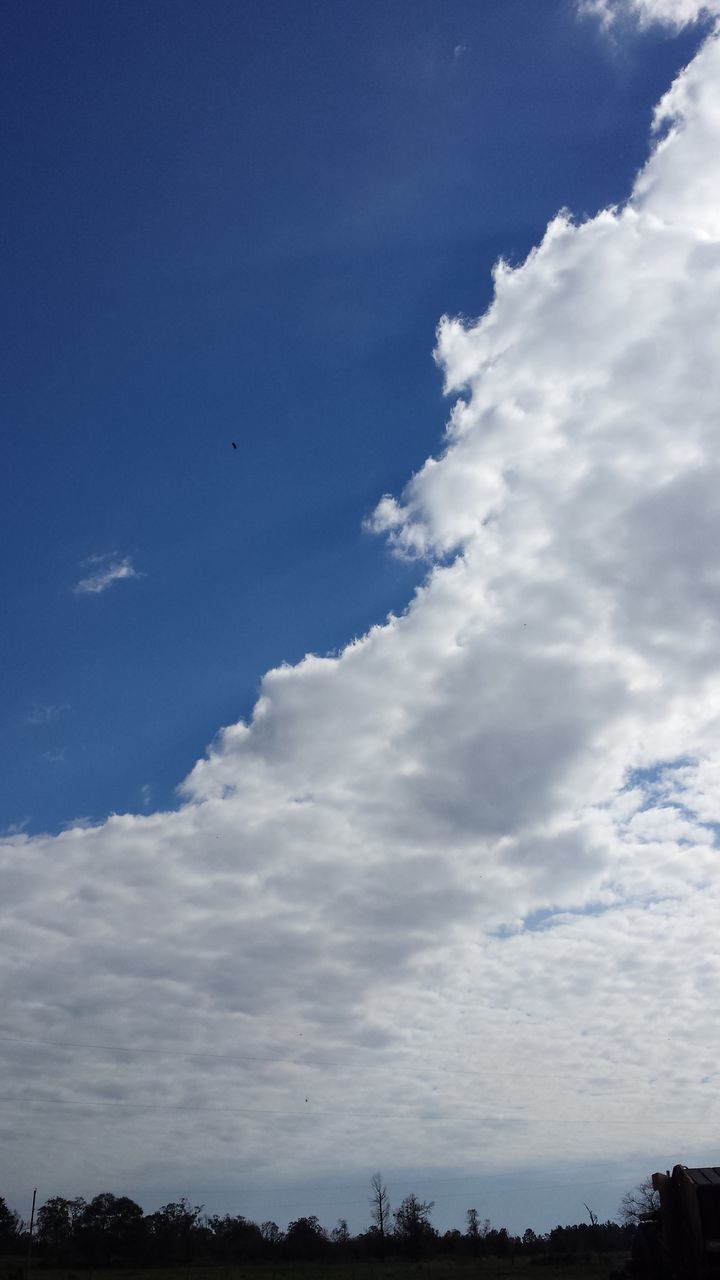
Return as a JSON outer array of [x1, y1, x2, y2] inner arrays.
[[0, 1259, 626, 1280]]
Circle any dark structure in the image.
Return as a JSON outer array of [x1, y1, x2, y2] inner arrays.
[[614, 1166, 720, 1279]]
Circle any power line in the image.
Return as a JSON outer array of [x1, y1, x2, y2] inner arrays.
[[0, 1091, 714, 1127], [0, 1033, 693, 1091]]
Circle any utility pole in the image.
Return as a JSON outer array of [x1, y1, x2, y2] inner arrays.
[[26, 1188, 37, 1278]]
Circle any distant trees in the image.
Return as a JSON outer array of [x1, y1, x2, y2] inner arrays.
[[11, 1177, 637, 1270], [545, 1218, 633, 1257]]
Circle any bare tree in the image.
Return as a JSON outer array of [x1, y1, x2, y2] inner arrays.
[[584, 1203, 599, 1227], [619, 1177, 660, 1225], [369, 1173, 390, 1252]]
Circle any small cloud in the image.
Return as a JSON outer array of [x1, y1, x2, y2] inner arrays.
[[1, 818, 29, 836], [141, 784, 152, 807], [73, 553, 142, 596], [41, 747, 67, 765], [26, 701, 71, 726], [453, 42, 468, 62]]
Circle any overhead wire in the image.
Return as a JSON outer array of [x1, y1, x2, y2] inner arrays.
[[0, 1032, 699, 1091], [0, 1091, 713, 1127]]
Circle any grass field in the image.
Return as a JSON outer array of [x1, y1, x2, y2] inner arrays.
[[1, 1260, 625, 1280]]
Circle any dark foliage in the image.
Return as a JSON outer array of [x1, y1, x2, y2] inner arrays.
[[1, 1179, 636, 1270], [393, 1194, 436, 1258], [144, 1200, 207, 1267], [283, 1215, 329, 1261], [76, 1194, 144, 1268], [0, 1199, 21, 1255]]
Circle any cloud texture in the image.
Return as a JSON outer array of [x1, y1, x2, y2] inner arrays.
[[4, 24, 720, 1219], [580, 0, 720, 28], [73, 554, 141, 595]]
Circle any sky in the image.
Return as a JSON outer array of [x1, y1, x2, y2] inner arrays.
[[3, 0, 720, 1238]]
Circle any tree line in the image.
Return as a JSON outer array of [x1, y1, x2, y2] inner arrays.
[[0, 1174, 637, 1268]]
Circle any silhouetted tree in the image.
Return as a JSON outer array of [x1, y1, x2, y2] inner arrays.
[[0, 1198, 21, 1254], [144, 1199, 205, 1266], [619, 1177, 660, 1225], [465, 1208, 491, 1255], [283, 1216, 328, 1261], [486, 1225, 510, 1256], [260, 1220, 282, 1247], [76, 1193, 144, 1266], [440, 1228, 463, 1255], [393, 1193, 436, 1257], [369, 1172, 390, 1254], [36, 1197, 86, 1263], [206, 1214, 263, 1263]]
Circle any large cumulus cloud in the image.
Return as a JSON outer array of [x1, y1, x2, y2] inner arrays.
[[3, 22, 720, 1220]]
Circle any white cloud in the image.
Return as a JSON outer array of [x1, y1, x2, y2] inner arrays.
[[579, 0, 720, 29], [73, 553, 141, 596], [3, 27, 720, 1223]]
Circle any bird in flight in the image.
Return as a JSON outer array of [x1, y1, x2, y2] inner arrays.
[[231, 442, 237, 449]]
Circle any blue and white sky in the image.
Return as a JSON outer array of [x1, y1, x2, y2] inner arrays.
[[3, 0, 720, 1236]]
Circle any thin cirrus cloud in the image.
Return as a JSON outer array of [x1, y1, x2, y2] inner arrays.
[[25, 701, 71, 726], [72, 553, 142, 596], [2, 8, 720, 1219]]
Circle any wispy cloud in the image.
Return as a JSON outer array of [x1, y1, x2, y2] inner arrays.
[[73, 553, 142, 596], [60, 814, 98, 831], [1, 818, 29, 836], [25, 701, 70, 726]]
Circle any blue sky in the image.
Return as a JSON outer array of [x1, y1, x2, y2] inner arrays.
[[4, 0, 720, 1239], [1, 0, 703, 835]]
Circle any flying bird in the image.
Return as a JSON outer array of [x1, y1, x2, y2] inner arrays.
[[231, 442, 237, 449]]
